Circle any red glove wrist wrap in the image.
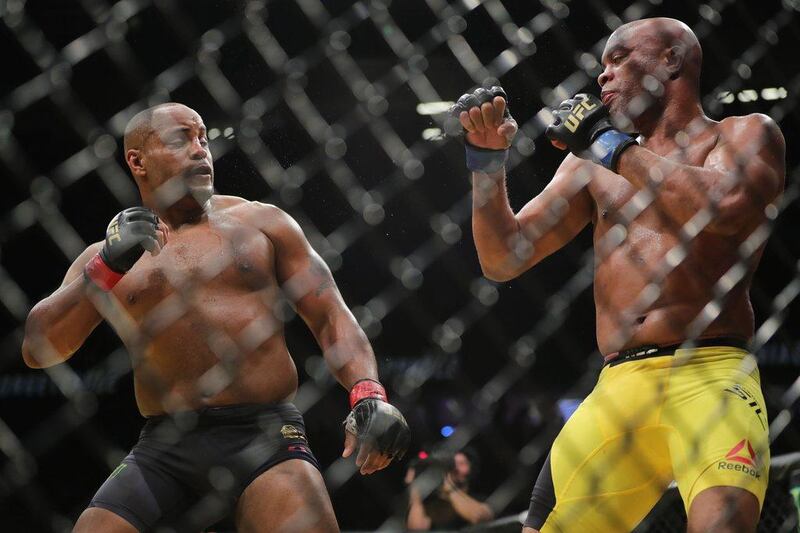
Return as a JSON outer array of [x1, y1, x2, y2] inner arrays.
[[349, 379, 387, 409], [84, 253, 124, 291]]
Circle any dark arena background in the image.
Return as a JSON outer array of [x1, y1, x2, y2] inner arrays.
[[1, 0, 799, 531]]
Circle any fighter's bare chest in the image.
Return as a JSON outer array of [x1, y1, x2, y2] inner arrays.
[[114, 223, 274, 311], [590, 173, 642, 224], [590, 133, 719, 223]]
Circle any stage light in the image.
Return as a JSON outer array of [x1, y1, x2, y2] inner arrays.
[[416, 102, 454, 115]]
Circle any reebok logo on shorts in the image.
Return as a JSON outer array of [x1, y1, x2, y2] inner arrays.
[[717, 439, 761, 478], [726, 439, 757, 466]]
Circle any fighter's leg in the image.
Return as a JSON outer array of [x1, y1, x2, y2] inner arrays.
[[235, 458, 339, 533], [666, 349, 769, 532], [687, 486, 759, 533], [524, 416, 672, 530], [525, 436, 671, 531], [73, 507, 138, 533], [75, 455, 191, 533], [524, 363, 674, 532]]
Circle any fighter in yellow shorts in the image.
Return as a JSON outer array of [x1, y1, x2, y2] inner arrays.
[[450, 16, 784, 533], [527, 341, 769, 531]]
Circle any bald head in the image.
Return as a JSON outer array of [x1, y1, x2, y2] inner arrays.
[[123, 102, 190, 153], [605, 17, 702, 89]]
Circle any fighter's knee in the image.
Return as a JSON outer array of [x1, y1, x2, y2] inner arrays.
[[687, 486, 759, 533], [521, 527, 540, 533]]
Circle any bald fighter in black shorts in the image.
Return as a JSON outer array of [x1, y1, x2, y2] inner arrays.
[[23, 103, 410, 532]]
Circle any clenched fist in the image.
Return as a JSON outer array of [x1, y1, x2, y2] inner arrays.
[[447, 86, 518, 173]]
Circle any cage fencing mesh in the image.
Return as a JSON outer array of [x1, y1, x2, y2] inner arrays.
[[0, 0, 799, 531]]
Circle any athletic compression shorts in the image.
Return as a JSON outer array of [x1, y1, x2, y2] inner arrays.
[[525, 340, 769, 532]]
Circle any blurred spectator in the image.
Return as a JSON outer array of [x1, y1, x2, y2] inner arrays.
[[406, 449, 494, 530]]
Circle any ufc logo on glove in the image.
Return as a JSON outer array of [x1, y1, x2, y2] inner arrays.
[[564, 99, 599, 132]]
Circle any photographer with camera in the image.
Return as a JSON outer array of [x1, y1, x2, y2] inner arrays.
[[406, 449, 494, 530]]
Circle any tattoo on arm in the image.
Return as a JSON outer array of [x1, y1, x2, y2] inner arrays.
[[310, 258, 335, 297]]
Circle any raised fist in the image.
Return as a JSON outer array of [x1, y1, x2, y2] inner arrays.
[[84, 207, 167, 290], [545, 93, 636, 171], [101, 207, 163, 273], [447, 86, 518, 173]]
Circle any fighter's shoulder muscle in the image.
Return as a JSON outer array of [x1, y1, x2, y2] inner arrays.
[[712, 114, 785, 188], [716, 113, 785, 150], [214, 195, 281, 222], [221, 197, 306, 243], [211, 194, 250, 210]]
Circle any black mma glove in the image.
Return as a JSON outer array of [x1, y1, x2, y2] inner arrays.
[[448, 85, 513, 173], [344, 379, 410, 459], [545, 93, 637, 172], [84, 207, 161, 291]]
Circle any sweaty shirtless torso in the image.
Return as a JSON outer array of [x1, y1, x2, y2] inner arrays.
[[100, 196, 297, 415], [583, 118, 761, 355]]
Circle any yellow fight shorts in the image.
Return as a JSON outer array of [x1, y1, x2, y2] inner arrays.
[[524, 338, 770, 532]]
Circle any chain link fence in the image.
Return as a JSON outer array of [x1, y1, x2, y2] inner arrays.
[[1, 0, 799, 531]]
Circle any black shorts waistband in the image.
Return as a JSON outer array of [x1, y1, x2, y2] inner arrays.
[[603, 336, 749, 367], [144, 402, 301, 427]]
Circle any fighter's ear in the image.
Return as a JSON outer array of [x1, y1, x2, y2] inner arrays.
[[126, 149, 147, 181], [664, 44, 686, 79]]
